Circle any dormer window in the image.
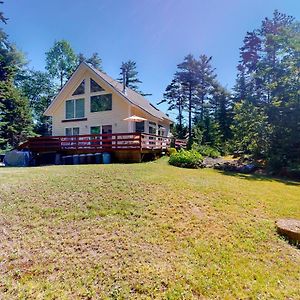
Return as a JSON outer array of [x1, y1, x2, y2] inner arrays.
[[72, 80, 85, 96], [90, 78, 104, 93]]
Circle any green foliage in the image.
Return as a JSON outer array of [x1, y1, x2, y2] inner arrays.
[[45, 40, 77, 89], [233, 10, 300, 168], [169, 149, 203, 168], [0, 28, 33, 150], [160, 54, 231, 152], [230, 101, 273, 158], [167, 147, 177, 156], [0, 80, 33, 148], [192, 143, 220, 158], [18, 70, 56, 135], [158, 78, 185, 131]]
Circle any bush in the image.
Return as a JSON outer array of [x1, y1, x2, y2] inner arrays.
[[192, 144, 221, 158], [167, 147, 177, 156], [169, 149, 203, 169]]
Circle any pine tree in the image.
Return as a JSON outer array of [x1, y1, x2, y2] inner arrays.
[[175, 54, 199, 144], [118, 60, 151, 96], [231, 101, 272, 158], [0, 1, 7, 24], [211, 84, 232, 143], [0, 80, 33, 148], [158, 78, 186, 137], [0, 28, 33, 150], [77, 52, 103, 70], [234, 10, 300, 166], [195, 55, 217, 121]]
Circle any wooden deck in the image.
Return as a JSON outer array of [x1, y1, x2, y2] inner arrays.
[[18, 132, 171, 162]]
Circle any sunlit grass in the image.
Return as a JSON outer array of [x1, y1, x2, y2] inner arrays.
[[0, 158, 299, 299]]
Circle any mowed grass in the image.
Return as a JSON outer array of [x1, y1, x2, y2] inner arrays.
[[0, 158, 299, 299]]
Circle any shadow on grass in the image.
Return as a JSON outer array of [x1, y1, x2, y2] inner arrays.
[[216, 170, 300, 186]]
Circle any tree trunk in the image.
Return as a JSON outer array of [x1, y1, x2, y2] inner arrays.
[[60, 73, 63, 90], [188, 85, 192, 148]]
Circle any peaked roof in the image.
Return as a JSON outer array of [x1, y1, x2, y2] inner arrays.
[[44, 62, 172, 122]]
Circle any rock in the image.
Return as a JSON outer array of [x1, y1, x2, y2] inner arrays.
[[240, 163, 257, 174], [276, 219, 300, 245]]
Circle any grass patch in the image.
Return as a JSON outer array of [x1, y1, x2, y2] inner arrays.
[[0, 158, 299, 299]]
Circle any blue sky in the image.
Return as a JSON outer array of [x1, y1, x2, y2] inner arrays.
[[2, 0, 300, 117]]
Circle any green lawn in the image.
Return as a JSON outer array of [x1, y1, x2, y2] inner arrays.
[[0, 158, 299, 299]]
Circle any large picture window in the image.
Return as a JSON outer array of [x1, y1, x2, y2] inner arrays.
[[90, 94, 112, 112], [65, 98, 85, 119]]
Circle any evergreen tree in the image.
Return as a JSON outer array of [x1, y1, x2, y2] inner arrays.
[[0, 1, 7, 24], [77, 52, 103, 70], [118, 60, 151, 96], [234, 10, 300, 167], [175, 54, 199, 144], [231, 101, 272, 158], [45, 40, 77, 89], [0, 26, 33, 149], [210, 84, 232, 143], [195, 55, 217, 121], [158, 78, 186, 138], [0, 80, 33, 148]]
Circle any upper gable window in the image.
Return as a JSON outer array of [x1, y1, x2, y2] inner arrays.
[[90, 78, 104, 93], [72, 80, 85, 96]]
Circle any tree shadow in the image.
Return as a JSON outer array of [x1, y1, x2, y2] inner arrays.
[[217, 170, 300, 186]]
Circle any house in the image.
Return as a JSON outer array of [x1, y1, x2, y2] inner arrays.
[[20, 62, 173, 163], [44, 62, 172, 137]]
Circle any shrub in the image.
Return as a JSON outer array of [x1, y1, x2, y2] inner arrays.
[[169, 149, 203, 169], [167, 147, 177, 156], [192, 144, 221, 158]]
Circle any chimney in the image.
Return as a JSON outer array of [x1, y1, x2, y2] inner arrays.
[[122, 67, 126, 94]]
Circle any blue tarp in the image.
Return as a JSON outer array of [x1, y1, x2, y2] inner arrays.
[[4, 150, 31, 167]]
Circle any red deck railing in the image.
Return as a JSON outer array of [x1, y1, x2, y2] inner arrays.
[[19, 132, 171, 154]]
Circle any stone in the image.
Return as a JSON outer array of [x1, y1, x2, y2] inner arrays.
[[276, 219, 300, 245]]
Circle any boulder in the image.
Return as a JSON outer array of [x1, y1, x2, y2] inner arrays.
[[276, 219, 300, 245]]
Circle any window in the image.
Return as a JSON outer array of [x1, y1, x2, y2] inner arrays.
[[65, 127, 80, 136], [90, 126, 101, 135], [91, 94, 112, 112], [149, 121, 157, 135], [65, 98, 85, 119], [135, 121, 145, 133], [90, 78, 104, 93], [158, 125, 165, 136], [72, 80, 85, 95]]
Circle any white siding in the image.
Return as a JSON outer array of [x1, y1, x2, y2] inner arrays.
[[52, 72, 131, 136]]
